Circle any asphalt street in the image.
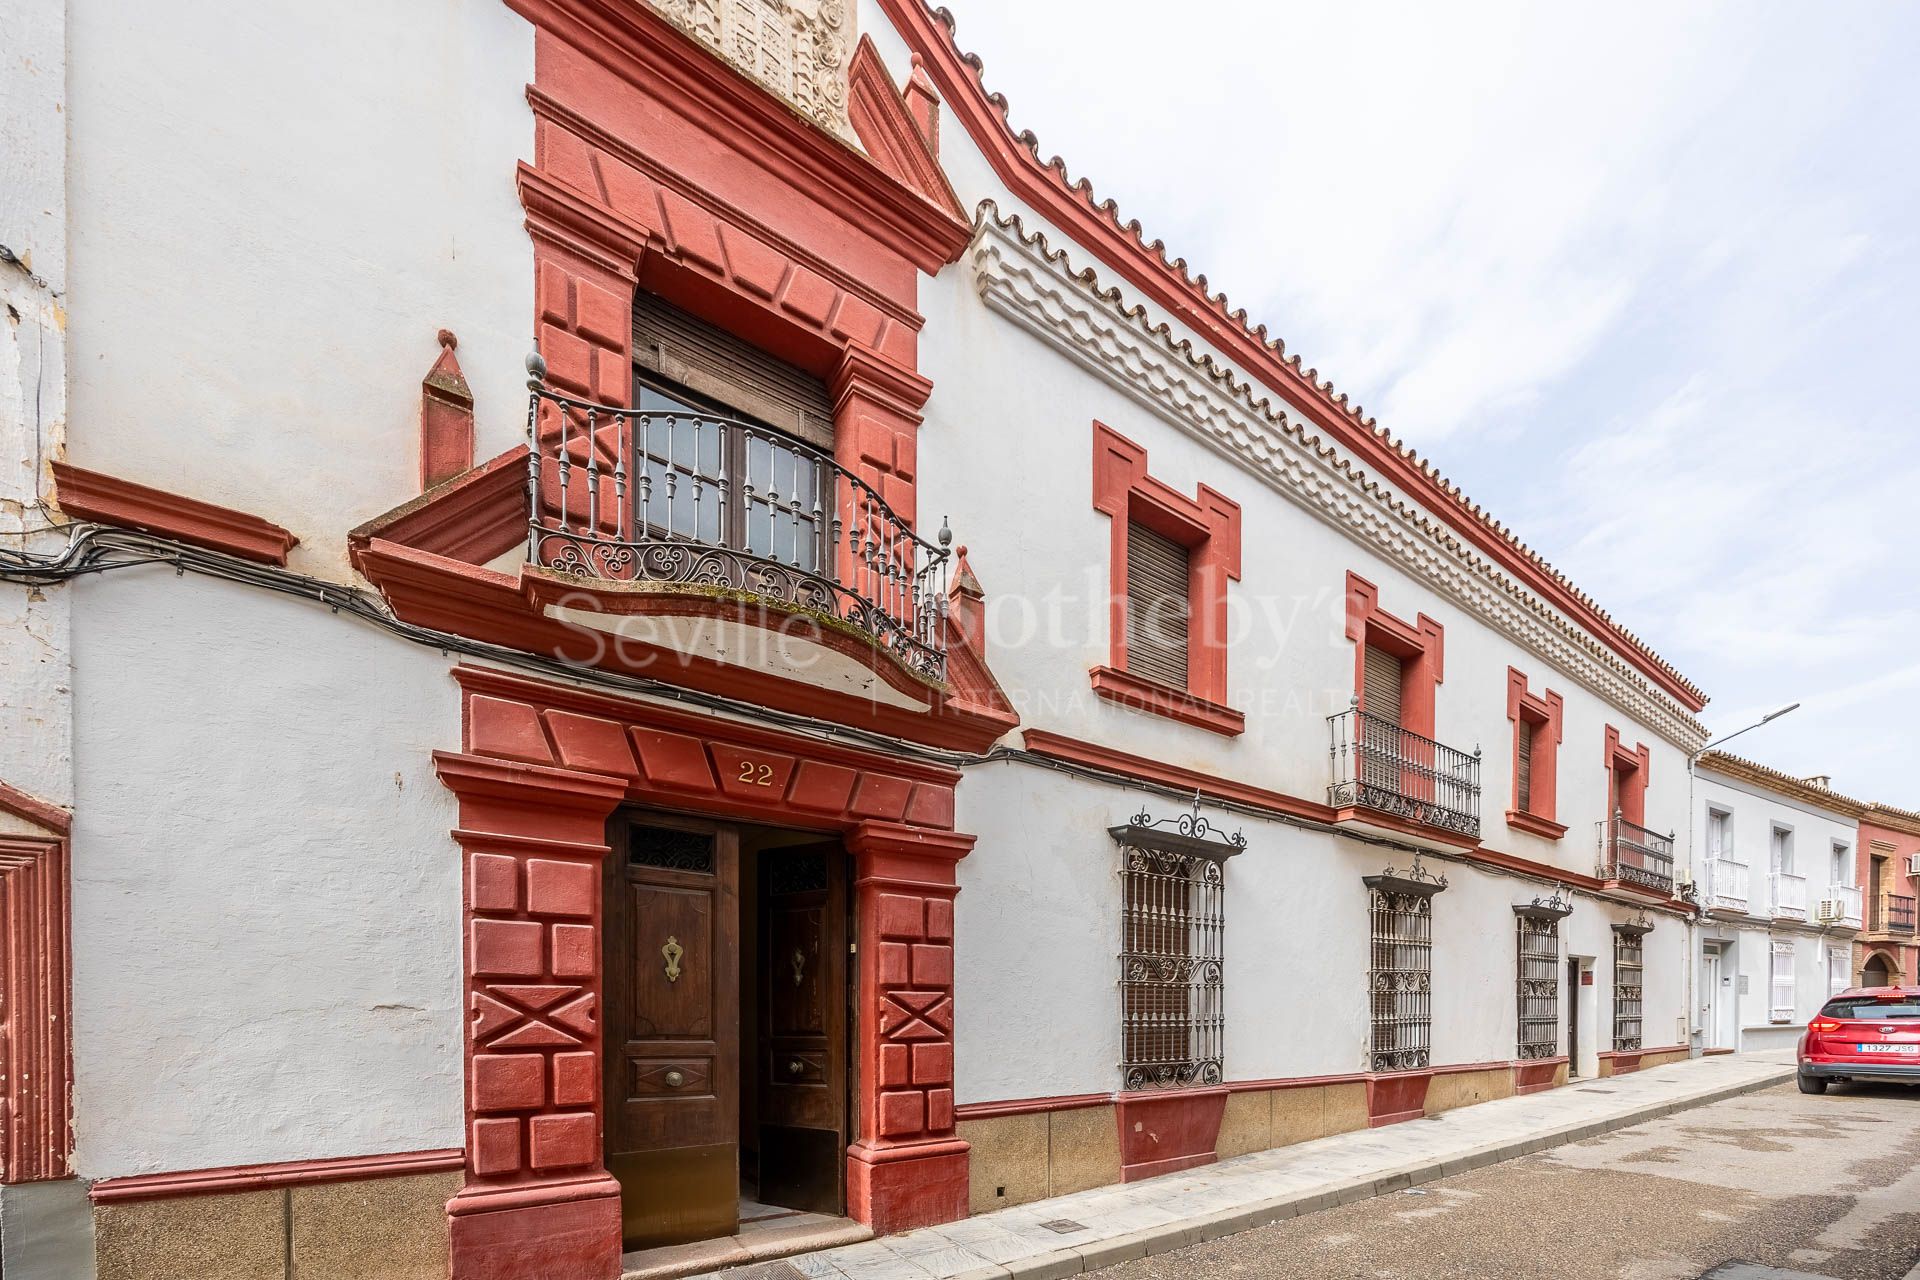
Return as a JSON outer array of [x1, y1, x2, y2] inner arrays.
[[1082, 1080, 1920, 1280]]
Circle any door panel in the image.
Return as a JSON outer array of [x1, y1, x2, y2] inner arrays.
[[605, 816, 741, 1251], [757, 845, 848, 1214]]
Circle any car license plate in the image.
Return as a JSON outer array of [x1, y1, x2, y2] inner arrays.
[[1857, 1043, 1920, 1054]]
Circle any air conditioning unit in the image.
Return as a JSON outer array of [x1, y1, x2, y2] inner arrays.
[[1815, 899, 1846, 925]]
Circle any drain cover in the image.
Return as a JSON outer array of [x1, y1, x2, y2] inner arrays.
[[1039, 1219, 1088, 1234]]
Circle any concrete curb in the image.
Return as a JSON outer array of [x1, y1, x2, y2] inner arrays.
[[998, 1064, 1796, 1280]]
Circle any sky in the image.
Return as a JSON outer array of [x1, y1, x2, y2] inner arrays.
[[943, 0, 1920, 802]]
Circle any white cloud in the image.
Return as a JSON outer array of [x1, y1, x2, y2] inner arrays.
[[942, 0, 1920, 796]]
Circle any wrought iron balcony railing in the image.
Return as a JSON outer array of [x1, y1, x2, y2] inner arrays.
[[1595, 813, 1675, 894], [1705, 857, 1749, 912], [1879, 893, 1918, 935], [1327, 707, 1482, 840], [1770, 870, 1808, 921], [525, 376, 951, 682]]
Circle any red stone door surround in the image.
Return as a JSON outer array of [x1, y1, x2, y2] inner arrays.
[[436, 666, 971, 1280]]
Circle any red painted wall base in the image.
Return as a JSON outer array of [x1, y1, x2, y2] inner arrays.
[[847, 1139, 970, 1234], [1511, 1058, 1564, 1096], [1365, 1073, 1431, 1127], [447, 1181, 623, 1280], [1114, 1087, 1228, 1182]]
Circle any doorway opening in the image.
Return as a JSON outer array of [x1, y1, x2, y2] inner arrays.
[[602, 811, 856, 1257], [1566, 956, 1581, 1077]]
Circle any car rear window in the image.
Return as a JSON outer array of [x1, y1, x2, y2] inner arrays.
[[1820, 997, 1920, 1019]]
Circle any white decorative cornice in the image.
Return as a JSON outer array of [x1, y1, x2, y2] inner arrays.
[[969, 206, 1707, 751]]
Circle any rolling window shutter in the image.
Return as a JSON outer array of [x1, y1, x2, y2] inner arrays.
[[632, 291, 834, 449], [1124, 521, 1191, 688], [1363, 645, 1404, 727], [1515, 719, 1535, 813]]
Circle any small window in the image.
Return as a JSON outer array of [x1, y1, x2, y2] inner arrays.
[[1123, 521, 1192, 689], [1707, 809, 1730, 861], [1516, 913, 1560, 1059], [1771, 826, 1794, 875], [1770, 941, 1795, 1023], [1368, 882, 1434, 1070], [1831, 842, 1851, 887], [1118, 843, 1223, 1090], [1612, 929, 1644, 1051], [1515, 719, 1535, 814]]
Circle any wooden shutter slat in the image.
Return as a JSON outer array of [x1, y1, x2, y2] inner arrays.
[[633, 291, 834, 449], [1363, 645, 1404, 727], [1125, 521, 1191, 689], [1516, 719, 1534, 813]]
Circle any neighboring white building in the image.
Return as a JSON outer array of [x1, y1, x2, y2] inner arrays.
[[1693, 753, 1865, 1053], [0, 2, 1725, 1277]]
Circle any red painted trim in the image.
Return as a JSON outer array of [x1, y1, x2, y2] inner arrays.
[[0, 781, 70, 836], [1113, 1087, 1226, 1182], [1222, 1072, 1371, 1094], [0, 830, 72, 1185], [511, 0, 969, 274], [1364, 1072, 1431, 1128], [350, 446, 530, 568], [1603, 726, 1652, 827], [1702, 1048, 1735, 1057], [89, 1149, 467, 1204], [50, 461, 298, 566], [1088, 666, 1245, 738], [1427, 1059, 1511, 1077], [847, 36, 964, 221], [421, 330, 477, 491], [1328, 805, 1484, 853], [1021, 729, 1334, 825], [1504, 668, 1564, 835], [1344, 571, 1443, 739], [1091, 421, 1242, 712], [877, 0, 1707, 715], [1511, 1057, 1566, 1095], [952, 1092, 1112, 1121]]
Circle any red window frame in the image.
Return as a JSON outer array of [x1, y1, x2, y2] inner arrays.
[[1505, 668, 1566, 839], [1090, 421, 1243, 736], [1343, 572, 1443, 738], [1604, 725, 1652, 827]]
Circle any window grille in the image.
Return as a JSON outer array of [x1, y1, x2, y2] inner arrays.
[[1514, 903, 1567, 1059], [1123, 521, 1192, 689], [1113, 809, 1239, 1091], [1826, 945, 1850, 997], [1611, 925, 1646, 1051], [1770, 940, 1795, 1022], [1365, 866, 1444, 1071]]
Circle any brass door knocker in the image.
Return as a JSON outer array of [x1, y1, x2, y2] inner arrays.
[[662, 935, 684, 983], [790, 946, 807, 987]]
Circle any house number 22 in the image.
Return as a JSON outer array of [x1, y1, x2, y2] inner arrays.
[[736, 759, 776, 787]]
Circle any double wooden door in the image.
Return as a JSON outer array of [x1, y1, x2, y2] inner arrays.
[[604, 815, 847, 1253]]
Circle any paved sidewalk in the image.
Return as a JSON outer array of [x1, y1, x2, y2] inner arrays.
[[705, 1051, 1796, 1280]]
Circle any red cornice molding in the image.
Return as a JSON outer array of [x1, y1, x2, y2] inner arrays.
[[431, 750, 629, 814], [50, 461, 298, 566], [1506, 809, 1570, 842], [878, 0, 1706, 715], [506, 0, 969, 274], [89, 1148, 466, 1204], [1089, 666, 1245, 737], [951, 1092, 1111, 1121], [0, 780, 71, 836], [847, 35, 965, 222], [349, 446, 529, 568]]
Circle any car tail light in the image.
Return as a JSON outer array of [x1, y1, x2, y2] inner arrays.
[[1810, 1019, 1843, 1033]]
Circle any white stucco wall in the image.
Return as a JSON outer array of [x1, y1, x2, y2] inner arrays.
[[63, 0, 536, 580], [68, 568, 463, 1177]]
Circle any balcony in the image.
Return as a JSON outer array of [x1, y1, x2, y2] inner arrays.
[[1816, 883, 1863, 928], [1704, 857, 1749, 913], [1327, 707, 1482, 841], [1594, 814, 1675, 895], [526, 381, 951, 682], [1770, 871, 1808, 921], [1874, 893, 1918, 935]]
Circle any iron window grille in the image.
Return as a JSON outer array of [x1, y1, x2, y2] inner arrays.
[[1612, 920, 1651, 1051], [1365, 860, 1447, 1071], [1111, 802, 1243, 1091], [1515, 895, 1572, 1060]]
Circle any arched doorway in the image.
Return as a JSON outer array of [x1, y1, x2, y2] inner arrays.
[[1863, 951, 1895, 988]]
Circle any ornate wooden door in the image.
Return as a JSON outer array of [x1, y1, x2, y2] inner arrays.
[[756, 844, 848, 1214], [604, 815, 741, 1251]]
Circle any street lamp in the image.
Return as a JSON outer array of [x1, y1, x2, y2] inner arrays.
[[1695, 702, 1802, 759]]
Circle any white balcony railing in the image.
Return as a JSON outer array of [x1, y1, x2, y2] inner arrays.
[[1770, 871, 1808, 921], [1706, 858, 1750, 912], [1816, 883, 1863, 928]]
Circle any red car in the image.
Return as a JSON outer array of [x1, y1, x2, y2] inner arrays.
[[1799, 986, 1920, 1093]]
